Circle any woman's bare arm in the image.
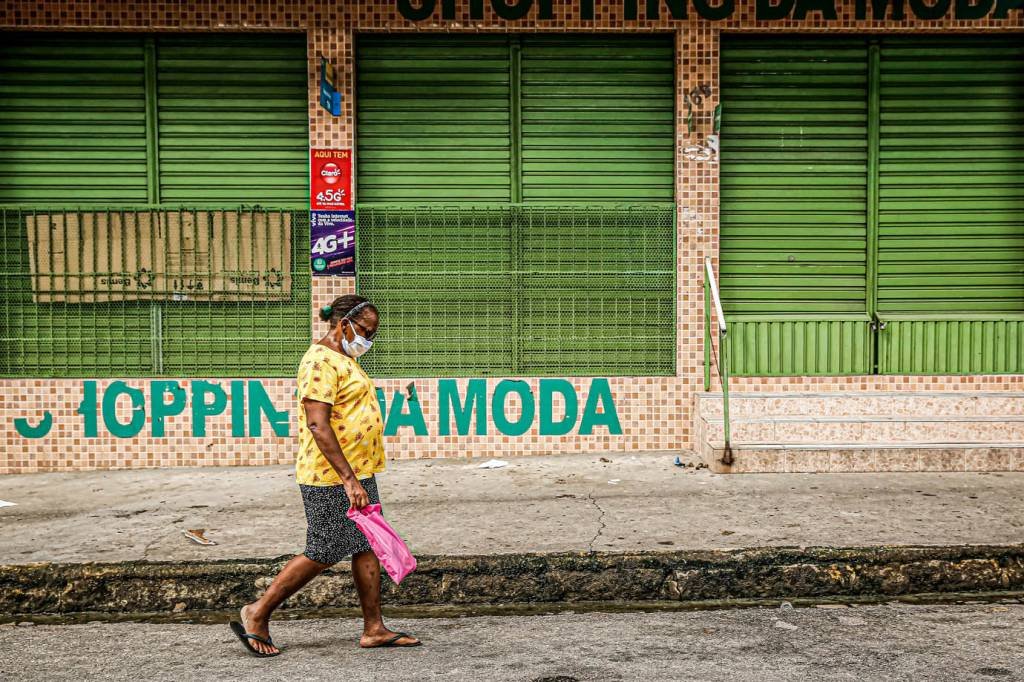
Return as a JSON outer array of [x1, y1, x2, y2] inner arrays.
[[303, 398, 369, 507]]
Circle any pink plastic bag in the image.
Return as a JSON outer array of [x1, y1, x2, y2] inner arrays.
[[346, 503, 417, 584]]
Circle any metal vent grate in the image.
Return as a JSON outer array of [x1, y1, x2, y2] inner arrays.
[[356, 204, 675, 377], [0, 206, 311, 377]]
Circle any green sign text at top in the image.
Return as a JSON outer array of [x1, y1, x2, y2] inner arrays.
[[397, 0, 1022, 22]]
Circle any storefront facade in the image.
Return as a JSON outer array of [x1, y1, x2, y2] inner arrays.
[[1, 0, 1022, 474]]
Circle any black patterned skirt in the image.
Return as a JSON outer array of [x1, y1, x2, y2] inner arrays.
[[299, 476, 380, 564]]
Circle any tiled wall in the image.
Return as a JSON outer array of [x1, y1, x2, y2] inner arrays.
[[1, 1, 1022, 472]]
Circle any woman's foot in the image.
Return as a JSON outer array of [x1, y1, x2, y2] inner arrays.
[[360, 627, 421, 648], [239, 604, 280, 655]]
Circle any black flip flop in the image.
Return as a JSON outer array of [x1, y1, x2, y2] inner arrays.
[[365, 632, 422, 648], [229, 620, 281, 657]]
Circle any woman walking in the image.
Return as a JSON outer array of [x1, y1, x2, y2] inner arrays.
[[230, 294, 421, 656]]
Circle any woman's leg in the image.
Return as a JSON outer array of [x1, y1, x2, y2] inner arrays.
[[351, 549, 420, 647], [241, 554, 332, 654]]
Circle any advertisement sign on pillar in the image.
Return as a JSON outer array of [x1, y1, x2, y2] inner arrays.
[[311, 149, 352, 210], [310, 149, 355, 276], [310, 211, 355, 276]]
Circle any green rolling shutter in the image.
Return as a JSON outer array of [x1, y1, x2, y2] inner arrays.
[[355, 37, 512, 376], [356, 36, 675, 377], [720, 35, 1023, 377], [0, 34, 149, 204], [356, 36, 512, 203], [0, 36, 152, 375], [155, 35, 309, 206], [519, 35, 675, 203], [719, 38, 872, 375], [0, 33, 307, 208], [519, 36, 675, 373], [1, 33, 310, 378], [876, 37, 1024, 374]]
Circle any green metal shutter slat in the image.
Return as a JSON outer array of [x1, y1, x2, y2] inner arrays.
[[0, 35, 149, 204], [519, 36, 675, 203], [719, 37, 872, 376], [156, 36, 311, 376], [1, 34, 310, 378], [876, 37, 1024, 374], [356, 36, 513, 203], [155, 35, 309, 207]]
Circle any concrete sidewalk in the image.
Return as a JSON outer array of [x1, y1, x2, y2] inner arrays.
[[1, 453, 1023, 564]]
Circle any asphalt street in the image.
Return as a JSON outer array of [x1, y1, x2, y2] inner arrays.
[[1, 603, 1021, 682]]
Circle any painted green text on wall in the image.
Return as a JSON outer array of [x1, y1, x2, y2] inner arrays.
[[12, 378, 622, 439]]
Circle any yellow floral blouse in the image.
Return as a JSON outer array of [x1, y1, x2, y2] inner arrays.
[[295, 344, 386, 486]]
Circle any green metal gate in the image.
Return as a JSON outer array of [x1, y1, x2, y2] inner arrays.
[[355, 35, 676, 378], [719, 38, 872, 375], [720, 36, 1024, 376], [875, 38, 1024, 374]]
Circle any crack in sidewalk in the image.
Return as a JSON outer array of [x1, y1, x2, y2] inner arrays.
[[142, 536, 161, 560], [587, 490, 607, 553]]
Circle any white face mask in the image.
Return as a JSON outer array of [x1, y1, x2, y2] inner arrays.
[[341, 319, 373, 358]]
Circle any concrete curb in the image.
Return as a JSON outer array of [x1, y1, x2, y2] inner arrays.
[[3, 545, 1023, 616]]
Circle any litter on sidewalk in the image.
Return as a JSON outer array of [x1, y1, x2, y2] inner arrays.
[[477, 459, 509, 469], [182, 529, 217, 546], [0, 500, 17, 508]]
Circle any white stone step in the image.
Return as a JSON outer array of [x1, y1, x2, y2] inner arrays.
[[704, 443, 1022, 474], [700, 415, 1024, 446], [697, 392, 1024, 420]]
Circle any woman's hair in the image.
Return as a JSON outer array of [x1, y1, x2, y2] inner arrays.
[[319, 294, 376, 326]]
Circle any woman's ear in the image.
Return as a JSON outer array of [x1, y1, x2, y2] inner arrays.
[[335, 319, 350, 344]]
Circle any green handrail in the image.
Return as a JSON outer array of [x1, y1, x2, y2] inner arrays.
[[704, 257, 732, 466]]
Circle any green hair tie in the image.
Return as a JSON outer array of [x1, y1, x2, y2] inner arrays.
[[320, 305, 333, 317]]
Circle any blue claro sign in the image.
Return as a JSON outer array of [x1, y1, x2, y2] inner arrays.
[[13, 378, 622, 439]]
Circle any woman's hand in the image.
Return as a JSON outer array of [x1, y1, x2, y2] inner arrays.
[[345, 479, 370, 509]]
